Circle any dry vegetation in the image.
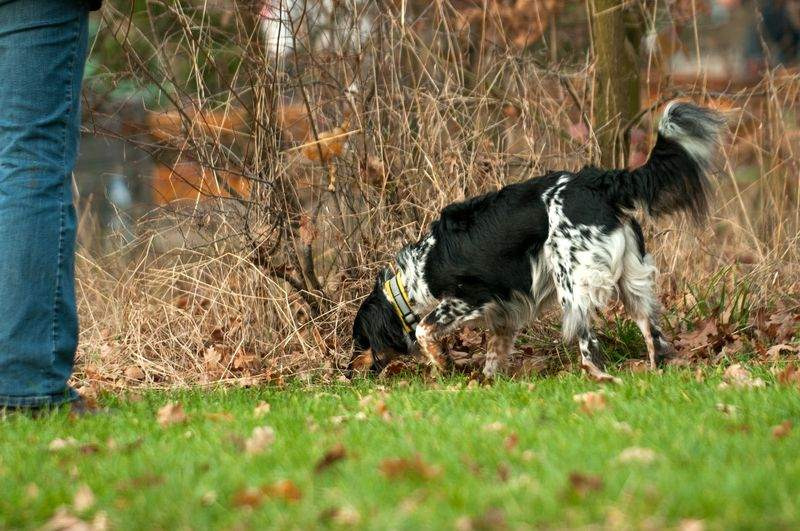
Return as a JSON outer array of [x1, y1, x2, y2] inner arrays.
[[74, 0, 799, 392]]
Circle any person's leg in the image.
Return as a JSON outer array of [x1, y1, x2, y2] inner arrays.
[[0, 0, 89, 408]]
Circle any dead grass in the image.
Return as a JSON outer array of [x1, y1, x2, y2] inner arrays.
[[74, 1, 800, 392]]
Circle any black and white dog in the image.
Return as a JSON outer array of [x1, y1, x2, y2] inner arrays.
[[352, 102, 724, 381]]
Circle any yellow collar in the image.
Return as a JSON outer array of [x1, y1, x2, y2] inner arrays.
[[382, 270, 418, 334]]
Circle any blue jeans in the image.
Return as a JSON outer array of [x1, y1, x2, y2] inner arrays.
[[0, 0, 88, 408]]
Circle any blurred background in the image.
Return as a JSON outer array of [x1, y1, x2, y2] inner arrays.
[[76, 0, 799, 252]]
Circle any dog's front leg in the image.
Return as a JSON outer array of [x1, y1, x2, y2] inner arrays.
[[416, 298, 481, 375], [483, 326, 518, 380]]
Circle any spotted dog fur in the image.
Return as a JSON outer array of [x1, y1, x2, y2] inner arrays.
[[352, 102, 724, 380]]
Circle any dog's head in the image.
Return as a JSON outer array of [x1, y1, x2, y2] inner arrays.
[[350, 268, 414, 374]]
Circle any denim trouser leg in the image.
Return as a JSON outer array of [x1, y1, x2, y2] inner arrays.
[[0, 1, 88, 408]]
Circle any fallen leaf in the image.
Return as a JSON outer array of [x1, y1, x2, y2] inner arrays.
[[719, 363, 765, 389], [200, 491, 217, 506], [156, 403, 187, 427], [245, 426, 276, 455], [320, 506, 361, 525], [716, 403, 737, 416], [457, 327, 484, 349], [573, 391, 607, 414], [776, 363, 800, 387], [379, 454, 441, 480], [203, 346, 222, 369], [123, 366, 145, 381], [772, 420, 793, 439], [767, 311, 800, 342], [231, 487, 264, 509], [361, 156, 385, 186], [675, 318, 720, 354], [679, 519, 706, 531], [482, 421, 505, 432], [568, 472, 604, 495], [496, 463, 510, 482], [204, 412, 234, 422], [116, 474, 164, 492], [766, 343, 800, 359], [617, 447, 658, 464], [298, 214, 317, 246], [253, 401, 271, 417], [314, 443, 347, 473], [263, 479, 302, 502], [49, 438, 78, 452], [73, 484, 95, 513], [41, 507, 105, 531], [504, 433, 519, 451], [374, 399, 391, 421], [456, 507, 507, 530]]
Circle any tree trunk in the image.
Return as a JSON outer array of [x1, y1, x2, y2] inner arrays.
[[591, 0, 640, 168]]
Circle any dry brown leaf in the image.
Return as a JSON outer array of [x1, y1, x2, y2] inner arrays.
[[49, 438, 78, 452], [362, 156, 386, 185], [776, 364, 800, 387], [504, 433, 519, 451], [298, 214, 318, 246], [716, 403, 737, 416], [203, 346, 222, 368], [617, 447, 658, 464], [719, 364, 765, 389], [244, 426, 276, 455], [679, 519, 706, 531], [374, 399, 391, 421], [41, 507, 105, 531], [768, 311, 800, 343], [496, 463, 511, 482], [772, 420, 793, 439], [263, 479, 303, 502], [455, 507, 507, 531], [253, 401, 271, 417], [314, 443, 347, 473], [573, 391, 608, 414], [379, 454, 441, 480], [766, 343, 800, 359], [568, 472, 604, 496], [231, 487, 265, 509], [123, 366, 145, 381], [73, 484, 95, 513], [204, 412, 234, 422], [320, 506, 361, 525], [457, 327, 484, 349], [675, 318, 720, 354], [156, 403, 187, 427]]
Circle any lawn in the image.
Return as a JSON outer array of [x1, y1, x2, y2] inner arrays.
[[2, 368, 799, 529]]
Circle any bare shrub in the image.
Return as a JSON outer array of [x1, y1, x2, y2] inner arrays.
[[75, 0, 800, 389]]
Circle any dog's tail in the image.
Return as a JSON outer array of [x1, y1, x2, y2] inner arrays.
[[602, 101, 725, 221]]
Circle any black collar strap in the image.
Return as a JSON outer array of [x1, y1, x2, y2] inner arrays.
[[382, 270, 418, 334]]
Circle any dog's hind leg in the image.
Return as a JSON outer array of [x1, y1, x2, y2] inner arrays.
[[565, 305, 621, 384], [547, 229, 623, 384], [417, 299, 482, 374], [483, 326, 517, 380], [618, 224, 677, 369]]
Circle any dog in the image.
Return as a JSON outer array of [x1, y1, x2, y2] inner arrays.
[[351, 102, 724, 381]]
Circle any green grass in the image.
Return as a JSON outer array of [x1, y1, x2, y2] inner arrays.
[[2, 369, 800, 529]]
